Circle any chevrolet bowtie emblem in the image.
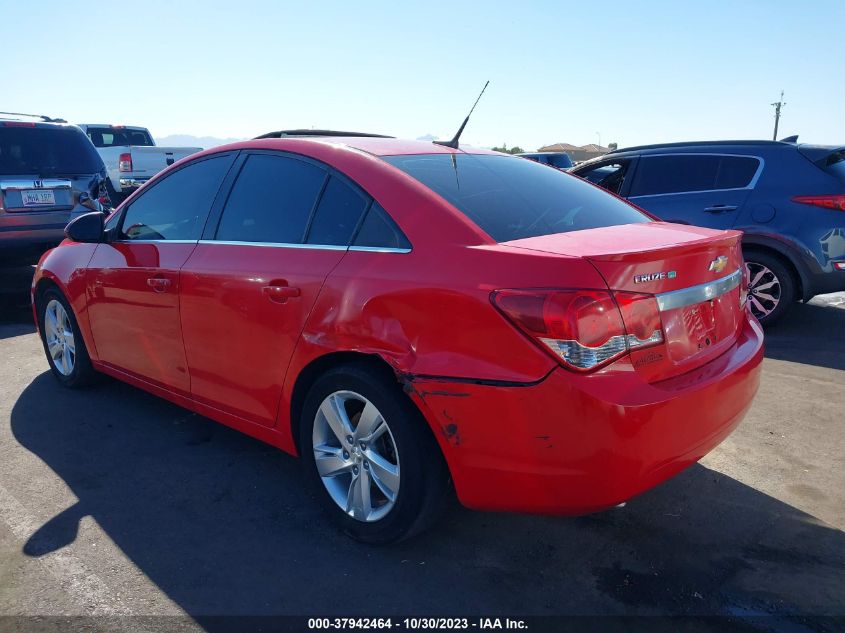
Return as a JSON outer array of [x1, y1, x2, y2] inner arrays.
[[709, 256, 728, 273]]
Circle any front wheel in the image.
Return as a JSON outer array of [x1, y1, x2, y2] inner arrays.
[[38, 288, 96, 387], [743, 251, 796, 326], [300, 363, 451, 543]]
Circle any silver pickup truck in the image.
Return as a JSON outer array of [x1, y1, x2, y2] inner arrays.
[[77, 124, 201, 202]]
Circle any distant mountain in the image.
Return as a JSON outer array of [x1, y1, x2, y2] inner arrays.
[[154, 134, 245, 149]]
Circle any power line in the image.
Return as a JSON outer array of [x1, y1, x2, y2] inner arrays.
[[771, 90, 786, 141]]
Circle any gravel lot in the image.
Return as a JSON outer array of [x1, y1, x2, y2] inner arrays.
[[0, 265, 843, 631]]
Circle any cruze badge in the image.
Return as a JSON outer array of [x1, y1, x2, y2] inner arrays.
[[709, 255, 729, 273], [634, 271, 677, 283]]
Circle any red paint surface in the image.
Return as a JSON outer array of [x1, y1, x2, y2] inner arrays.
[[32, 137, 764, 515]]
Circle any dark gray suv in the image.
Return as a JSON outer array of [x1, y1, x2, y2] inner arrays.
[[571, 140, 845, 324], [0, 115, 109, 264]]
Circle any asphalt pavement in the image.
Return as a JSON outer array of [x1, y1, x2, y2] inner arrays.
[[0, 265, 843, 632]]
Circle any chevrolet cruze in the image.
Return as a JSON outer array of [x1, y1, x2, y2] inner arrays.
[[31, 133, 764, 543]]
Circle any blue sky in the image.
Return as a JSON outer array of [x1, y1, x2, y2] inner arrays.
[[3, 0, 843, 149]]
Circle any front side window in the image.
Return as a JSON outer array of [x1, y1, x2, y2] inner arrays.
[[384, 153, 649, 242], [216, 154, 326, 244], [630, 155, 760, 197], [120, 155, 232, 241]]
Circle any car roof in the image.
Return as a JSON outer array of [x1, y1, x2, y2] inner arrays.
[[607, 139, 796, 156], [206, 136, 500, 157], [78, 123, 149, 131]]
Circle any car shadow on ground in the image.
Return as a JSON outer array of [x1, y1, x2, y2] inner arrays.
[[10, 372, 845, 627], [763, 302, 845, 371]]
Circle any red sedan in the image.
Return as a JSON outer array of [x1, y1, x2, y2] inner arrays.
[[31, 133, 763, 543]]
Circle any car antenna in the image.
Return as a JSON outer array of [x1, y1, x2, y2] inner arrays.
[[433, 81, 489, 149]]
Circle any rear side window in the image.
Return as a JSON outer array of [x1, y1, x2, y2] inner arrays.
[[383, 153, 648, 242], [216, 154, 326, 244], [86, 127, 154, 148], [630, 155, 760, 196], [0, 126, 102, 175], [120, 155, 232, 241], [306, 176, 368, 246], [352, 203, 411, 250]]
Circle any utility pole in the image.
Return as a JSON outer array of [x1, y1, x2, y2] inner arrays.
[[771, 91, 785, 141]]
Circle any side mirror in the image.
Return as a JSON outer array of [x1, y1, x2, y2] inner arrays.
[[65, 212, 105, 243]]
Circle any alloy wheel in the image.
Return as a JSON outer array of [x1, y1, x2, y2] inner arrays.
[[745, 261, 782, 320], [44, 299, 76, 376], [312, 390, 400, 522]]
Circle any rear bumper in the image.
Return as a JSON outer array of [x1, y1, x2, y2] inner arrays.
[[409, 316, 764, 514]]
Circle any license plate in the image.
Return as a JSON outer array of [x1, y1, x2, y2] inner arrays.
[[21, 189, 56, 206]]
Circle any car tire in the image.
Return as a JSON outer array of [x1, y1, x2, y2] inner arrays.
[[37, 288, 96, 388], [299, 362, 451, 544], [743, 250, 796, 326]]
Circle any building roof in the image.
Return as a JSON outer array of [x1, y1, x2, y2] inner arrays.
[[538, 142, 610, 153]]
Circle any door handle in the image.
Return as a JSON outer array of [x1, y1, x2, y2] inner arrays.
[[146, 277, 171, 292], [704, 205, 738, 213], [262, 284, 301, 304]]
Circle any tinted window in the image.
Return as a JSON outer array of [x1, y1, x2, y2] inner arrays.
[[216, 154, 325, 244], [0, 126, 102, 175], [631, 155, 760, 196], [547, 154, 573, 169], [575, 161, 632, 195], [120, 155, 231, 240], [306, 176, 367, 246], [353, 203, 411, 250], [86, 127, 154, 148], [383, 154, 648, 242]]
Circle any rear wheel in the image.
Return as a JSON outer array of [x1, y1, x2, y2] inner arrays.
[[743, 251, 796, 326], [300, 363, 450, 543], [38, 288, 96, 387]]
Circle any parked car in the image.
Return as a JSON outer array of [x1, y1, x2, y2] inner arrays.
[[570, 140, 845, 324], [0, 114, 109, 264], [77, 124, 201, 203], [32, 133, 763, 542], [518, 151, 573, 170]]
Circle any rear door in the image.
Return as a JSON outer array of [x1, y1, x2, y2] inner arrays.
[[627, 154, 762, 229], [179, 151, 370, 426], [86, 153, 235, 394]]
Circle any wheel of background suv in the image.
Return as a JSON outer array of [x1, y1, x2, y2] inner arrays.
[[743, 251, 796, 326], [300, 363, 451, 543], [38, 288, 96, 388]]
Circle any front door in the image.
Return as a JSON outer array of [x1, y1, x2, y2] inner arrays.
[[86, 153, 235, 394]]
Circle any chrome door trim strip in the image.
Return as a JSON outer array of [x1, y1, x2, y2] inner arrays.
[[655, 268, 743, 312]]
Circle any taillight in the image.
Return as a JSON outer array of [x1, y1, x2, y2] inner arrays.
[[792, 195, 845, 211], [118, 153, 133, 172], [492, 289, 663, 372]]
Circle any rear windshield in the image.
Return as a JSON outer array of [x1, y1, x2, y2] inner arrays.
[[0, 126, 103, 175], [86, 127, 154, 148], [383, 153, 649, 242]]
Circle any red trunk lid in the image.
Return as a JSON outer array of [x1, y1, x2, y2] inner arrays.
[[502, 222, 747, 381]]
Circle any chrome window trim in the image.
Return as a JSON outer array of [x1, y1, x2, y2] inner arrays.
[[628, 153, 765, 200], [655, 268, 743, 312], [197, 239, 348, 251], [110, 239, 198, 244], [348, 245, 411, 254]]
